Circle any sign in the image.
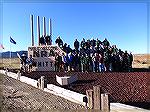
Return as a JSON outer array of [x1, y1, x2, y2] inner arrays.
[[28, 45, 64, 71]]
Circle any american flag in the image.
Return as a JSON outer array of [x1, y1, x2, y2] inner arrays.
[[0, 44, 4, 49]]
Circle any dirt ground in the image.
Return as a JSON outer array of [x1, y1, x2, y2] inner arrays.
[[132, 54, 150, 68], [0, 58, 20, 69], [0, 73, 85, 112], [0, 54, 150, 69]]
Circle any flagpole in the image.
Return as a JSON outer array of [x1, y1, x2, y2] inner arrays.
[[10, 43, 11, 68], [9, 36, 16, 69], [0, 44, 4, 69]]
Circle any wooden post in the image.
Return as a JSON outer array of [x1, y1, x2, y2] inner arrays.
[[17, 71, 21, 80], [41, 76, 45, 90], [93, 85, 101, 110], [86, 89, 93, 109], [101, 93, 110, 112], [5, 68, 8, 75], [37, 78, 41, 89]]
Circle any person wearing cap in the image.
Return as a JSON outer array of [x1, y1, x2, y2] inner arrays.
[[20, 53, 28, 72]]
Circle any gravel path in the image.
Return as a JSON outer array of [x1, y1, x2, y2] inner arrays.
[[0, 74, 85, 112]]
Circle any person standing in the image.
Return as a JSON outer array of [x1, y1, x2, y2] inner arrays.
[[74, 39, 79, 51], [129, 52, 133, 71], [55, 54, 59, 72], [66, 45, 72, 54], [20, 53, 28, 72], [68, 52, 74, 71], [55, 36, 63, 48], [84, 54, 90, 72], [96, 38, 101, 49], [102, 38, 110, 47], [94, 53, 100, 72], [89, 54, 93, 72], [90, 39, 96, 49], [74, 53, 79, 71], [99, 53, 105, 72], [80, 53, 85, 72], [64, 53, 69, 72], [28, 55, 34, 72], [63, 43, 67, 53], [122, 51, 130, 72], [81, 38, 86, 49], [55, 53, 62, 72]]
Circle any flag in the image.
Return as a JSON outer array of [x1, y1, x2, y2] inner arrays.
[[10, 37, 16, 44], [0, 44, 4, 49]]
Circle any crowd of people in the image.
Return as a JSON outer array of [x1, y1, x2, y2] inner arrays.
[[55, 37, 133, 72], [19, 36, 133, 73]]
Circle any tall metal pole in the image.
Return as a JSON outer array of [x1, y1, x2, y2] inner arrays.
[[49, 18, 52, 45], [9, 42, 11, 68], [37, 16, 40, 45], [43, 17, 46, 37], [30, 15, 34, 46]]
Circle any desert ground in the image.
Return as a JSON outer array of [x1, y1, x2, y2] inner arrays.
[[0, 54, 150, 70], [132, 54, 150, 68], [0, 58, 20, 69]]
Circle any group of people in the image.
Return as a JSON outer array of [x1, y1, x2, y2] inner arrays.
[[20, 54, 33, 72], [55, 37, 133, 72], [19, 36, 133, 73]]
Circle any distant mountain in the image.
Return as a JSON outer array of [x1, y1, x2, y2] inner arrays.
[[0, 51, 28, 58]]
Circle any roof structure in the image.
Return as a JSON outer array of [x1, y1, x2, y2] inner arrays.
[[23, 71, 150, 106]]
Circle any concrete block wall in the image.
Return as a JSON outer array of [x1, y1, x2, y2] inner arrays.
[[0, 70, 38, 87], [45, 84, 86, 105], [56, 75, 70, 85]]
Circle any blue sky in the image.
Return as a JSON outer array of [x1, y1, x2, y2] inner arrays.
[[1, 2, 149, 54]]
